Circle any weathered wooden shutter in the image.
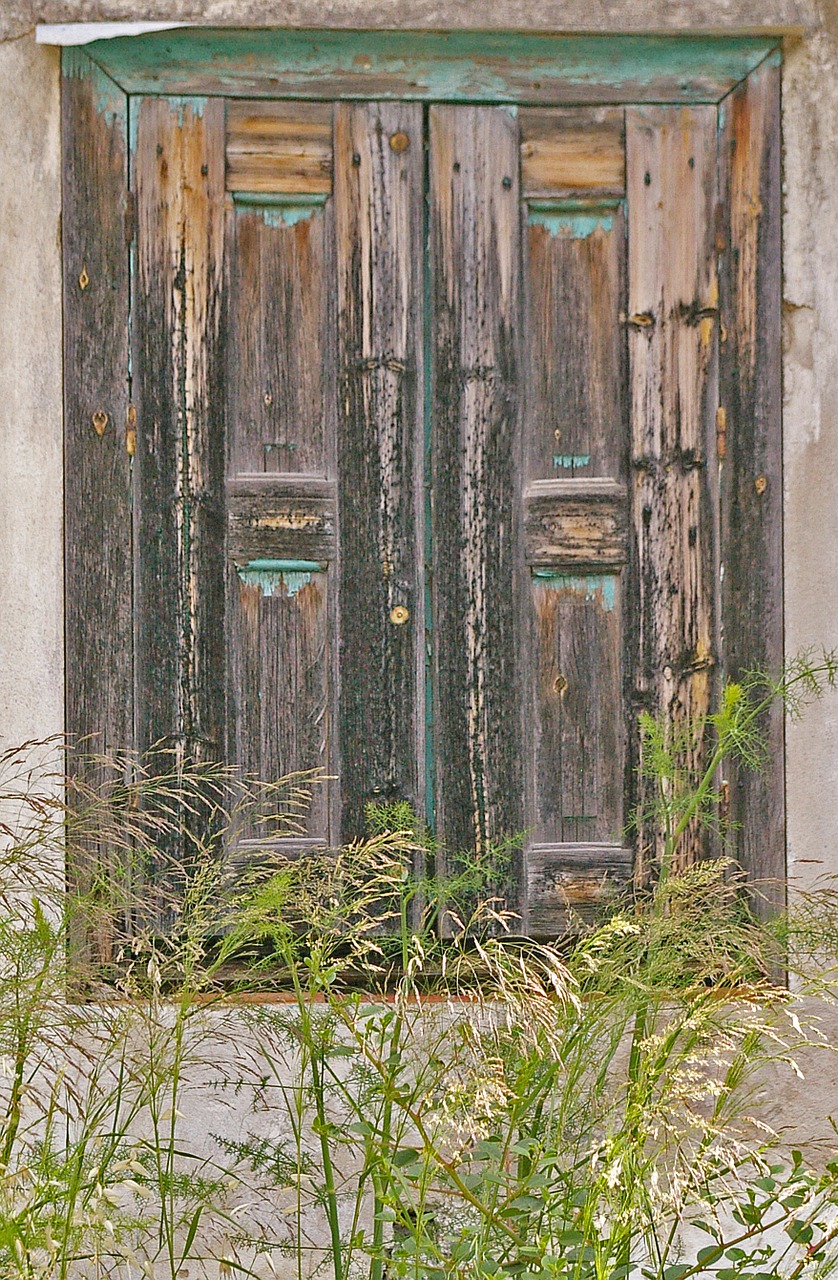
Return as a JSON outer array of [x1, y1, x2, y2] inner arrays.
[[64, 52, 782, 940]]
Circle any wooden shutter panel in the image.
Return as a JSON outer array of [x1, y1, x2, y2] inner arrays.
[[64, 60, 783, 943], [518, 109, 632, 934], [224, 102, 336, 847]]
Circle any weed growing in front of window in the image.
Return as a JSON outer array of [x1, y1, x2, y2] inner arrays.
[[0, 651, 838, 1277]]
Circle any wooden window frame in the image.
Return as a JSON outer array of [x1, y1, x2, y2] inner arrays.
[[62, 30, 783, 962]]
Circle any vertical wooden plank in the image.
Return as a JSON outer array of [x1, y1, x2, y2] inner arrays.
[[334, 102, 425, 841], [626, 106, 721, 875], [133, 97, 227, 769], [62, 50, 132, 966], [429, 104, 523, 903], [718, 58, 784, 910]]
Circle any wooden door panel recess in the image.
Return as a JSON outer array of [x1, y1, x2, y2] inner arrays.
[[64, 57, 782, 943]]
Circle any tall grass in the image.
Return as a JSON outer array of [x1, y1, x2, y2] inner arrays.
[[0, 654, 837, 1277]]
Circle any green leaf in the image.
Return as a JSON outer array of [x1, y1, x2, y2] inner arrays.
[[393, 1147, 422, 1168], [697, 1245, 724, 1266], [181, 1204, 203, 1259], [663, 1265, 692, 1280]]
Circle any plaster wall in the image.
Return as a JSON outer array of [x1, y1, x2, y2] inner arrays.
[[1, 0, 838, 1200]]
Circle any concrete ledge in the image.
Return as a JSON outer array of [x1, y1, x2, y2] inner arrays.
[[4, 0, 817, 43]]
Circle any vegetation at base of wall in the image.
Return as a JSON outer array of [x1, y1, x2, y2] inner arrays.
[[0, 655, 838, 1278]]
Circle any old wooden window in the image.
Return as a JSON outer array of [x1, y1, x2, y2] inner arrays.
[[63, 32, 782, 938]]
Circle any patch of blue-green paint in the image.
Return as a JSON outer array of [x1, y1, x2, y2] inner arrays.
[[528, 198, 620, 238], [233, 192, 327, 228], [63, 46, 126, 135], [529, 209, 613, 238], [532, 571, 617, 612], [83, 30, 779, 106], [169, 95, 207, 125], [554, 454, 590, 470], [237, 559, 322, 598]]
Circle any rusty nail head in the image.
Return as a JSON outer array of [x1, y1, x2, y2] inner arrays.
[[390, 605, 410, 626], [389, 132, 410, 153]]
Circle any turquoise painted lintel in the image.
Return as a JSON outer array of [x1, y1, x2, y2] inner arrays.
[[82, 29, 780, 105]]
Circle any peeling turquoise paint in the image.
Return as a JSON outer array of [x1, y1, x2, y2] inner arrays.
[[533, 571, 617, 612], [62, 47, 126, 135], [553, 454, 591, 470], [84, 30, 778, 105], [170, 96, 208, 125], [529, 208, 613, 238], [237, 559, 322, 598], [233, 193, 327, 228]]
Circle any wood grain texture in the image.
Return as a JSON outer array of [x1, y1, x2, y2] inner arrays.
[[334, 102, 425, 841], [529, 576, 625, 851], [227, 571, 331, 840], [226, 100, 333, 194], [718, 59, 784, 910], [527, 842, 632, 936], [227, 480, 336, 564], [226, 201, 333, 475], [62, 49, 132, 967], [524, 203, 626, 481], [626, 105, 720, 875], [430, 104, 523, 907], [520, 108, 625, 197], [133, 97, 227, 777], [524, 480, 627, 567]]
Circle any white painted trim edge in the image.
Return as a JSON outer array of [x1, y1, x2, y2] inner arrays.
[[36, 22, 192, 45]]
